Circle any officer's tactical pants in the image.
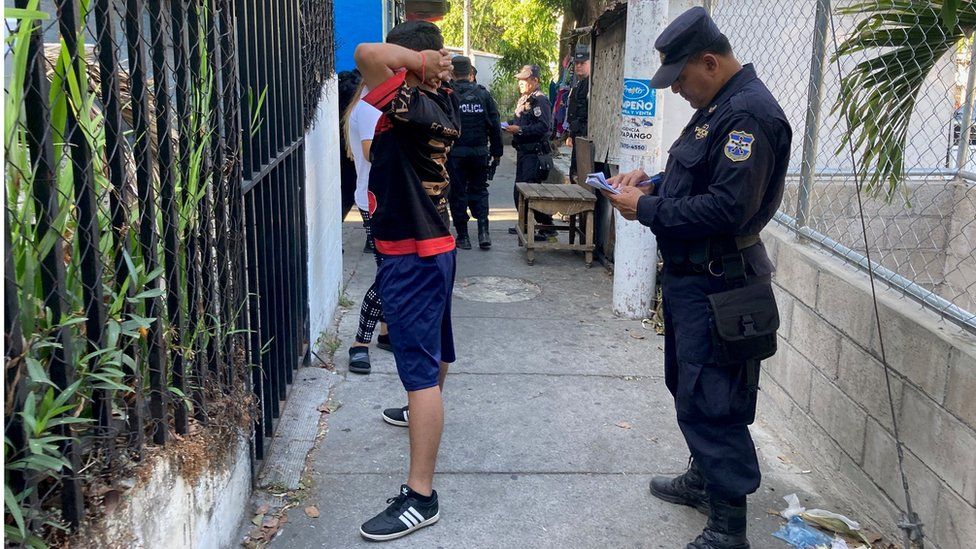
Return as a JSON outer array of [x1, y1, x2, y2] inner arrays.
[[514, 152, 553, 226], [661, 270, 767, 499], [447, 155, 490, 232]]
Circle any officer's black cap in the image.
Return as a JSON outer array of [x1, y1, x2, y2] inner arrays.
[[515, 64, 541, 79], [649, 7, 725, 89], [452, 55, 472, 77], [573, 45, 589, 62]]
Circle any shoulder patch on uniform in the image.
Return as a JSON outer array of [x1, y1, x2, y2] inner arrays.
[[724, 131, 754, 162], [533, 106, 542, 117]]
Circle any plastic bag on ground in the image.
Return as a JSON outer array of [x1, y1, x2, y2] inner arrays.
[[773, 516, 834, 548], [781, 493, 806, 519]]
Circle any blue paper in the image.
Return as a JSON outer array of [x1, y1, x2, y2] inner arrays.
[[773, 516, 834, 548]]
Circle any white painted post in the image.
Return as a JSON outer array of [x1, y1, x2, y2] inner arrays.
[[612, 0, 669, 318], [463, 0, 472, 57]]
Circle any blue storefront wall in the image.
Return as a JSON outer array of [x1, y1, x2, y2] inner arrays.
[[335, 0, 385, 72]]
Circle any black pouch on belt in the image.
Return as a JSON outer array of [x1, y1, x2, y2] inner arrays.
[[706, 237, 779, 377], [708, 282, 779, 365]]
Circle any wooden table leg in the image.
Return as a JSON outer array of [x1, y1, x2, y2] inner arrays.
[[516, 191, 526, 247], [526, 202, 536, 265], [584, 210, 594, 267]]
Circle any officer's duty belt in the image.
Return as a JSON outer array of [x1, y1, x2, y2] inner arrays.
[[662, 235, 760, 277]]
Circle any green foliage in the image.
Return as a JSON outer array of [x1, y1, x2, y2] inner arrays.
[[437, 0, 562, 83], [834, 0, 975, 201]]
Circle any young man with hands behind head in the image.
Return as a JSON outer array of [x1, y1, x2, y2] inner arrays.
[[353, 21, 460, 541]]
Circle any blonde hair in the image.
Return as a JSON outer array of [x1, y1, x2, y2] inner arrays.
[[341, 81, 367, 162]]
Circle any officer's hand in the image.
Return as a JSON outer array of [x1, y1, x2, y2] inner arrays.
[[608, 169, 649, 189], [566, 137, 573, 148], [504, 125, 520, 134], [603, 186, 643, 221]]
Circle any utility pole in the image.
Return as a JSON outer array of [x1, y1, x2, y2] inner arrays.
[[463, 0, 472, 57], [612, 0, 669, 318]]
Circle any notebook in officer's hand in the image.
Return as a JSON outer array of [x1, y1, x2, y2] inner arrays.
[[582, 172, 620, 194]]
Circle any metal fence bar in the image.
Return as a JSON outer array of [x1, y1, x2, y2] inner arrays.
[[123, 0, 169, 445], [956, 45, 976, 170], [94, 0, 145, 453], [18, 2, 85, 524], [796, 0, 829, 228]]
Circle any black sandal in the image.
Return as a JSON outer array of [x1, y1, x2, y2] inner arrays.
[[349, 347, 371, 374], [376, 334, 394, 352]]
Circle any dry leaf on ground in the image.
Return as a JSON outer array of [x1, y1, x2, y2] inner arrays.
[[304, 506, 320, 518]]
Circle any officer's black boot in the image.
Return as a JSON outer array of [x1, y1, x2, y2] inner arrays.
[[649, 459, 708, 514], [456, 229, 472, 250], [477, 219, 491, 250], [686, 496, 750, 549]]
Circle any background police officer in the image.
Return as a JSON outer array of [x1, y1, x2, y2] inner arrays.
[[605, 8, 792, 549], [505, 64, 554, 241], [565, 47, 590, 181], [448, 56, 503, 250]]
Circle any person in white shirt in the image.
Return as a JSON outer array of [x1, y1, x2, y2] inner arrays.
[[343, 85, 391, 374]]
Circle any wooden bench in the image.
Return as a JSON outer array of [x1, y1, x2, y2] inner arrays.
[[515, 183, 597, 266]]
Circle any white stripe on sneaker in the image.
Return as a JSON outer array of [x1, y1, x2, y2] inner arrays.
[[403, 409, 409, 422], [399, 514, 415, 528], [406, 506, 424, 523]]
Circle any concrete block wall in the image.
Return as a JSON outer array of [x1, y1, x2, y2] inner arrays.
[[760, 223, 976, 549]]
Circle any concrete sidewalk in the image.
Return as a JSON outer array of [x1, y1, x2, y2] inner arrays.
[[261, 152, 846, 549]]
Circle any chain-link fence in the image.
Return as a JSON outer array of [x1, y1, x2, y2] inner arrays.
[[711, 0, 976, 332], [4, 0, 332, 542]]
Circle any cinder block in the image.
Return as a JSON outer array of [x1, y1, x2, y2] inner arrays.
[[758, 387, 845, 473], [932, 484, 976, 549], [816, 269, 878, 346], [790, 305, 842, 379], [772, 283, 795, 341], [861, 418, 941, 515], [898, 386, 976, 505], [764, 341, 813, 411], [832, 448, 904, 536], [945, 347, 976, 432], [810, 371, 868, 464], [773, 242, 820, 308], [873, 302, 951, 402], [837, 338, 903, 430]]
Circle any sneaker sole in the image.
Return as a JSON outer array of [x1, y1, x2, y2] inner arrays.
[[649, 485, 709, 515], [382, 414, 408, 427], [359, 511, 439, 541]]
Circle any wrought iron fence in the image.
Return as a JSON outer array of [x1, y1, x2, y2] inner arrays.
[[3, 0, 330, 542], [711, 0, 976, 332]]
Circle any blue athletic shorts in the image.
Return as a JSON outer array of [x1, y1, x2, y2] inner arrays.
[[375, 250, 456, 391]]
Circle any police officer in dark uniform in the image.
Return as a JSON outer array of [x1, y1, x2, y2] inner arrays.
[[505, 64, 554, 240], [565, 47, 590, 181], [447, 56, 503, 250], [605, 8, 792, 549]]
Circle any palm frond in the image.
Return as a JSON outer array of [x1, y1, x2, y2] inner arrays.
[[832, 0, 976, 201]]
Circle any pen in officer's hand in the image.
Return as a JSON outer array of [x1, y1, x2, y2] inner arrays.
[[636, 172, 664, 188]]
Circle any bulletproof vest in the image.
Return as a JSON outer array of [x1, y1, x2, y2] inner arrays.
[[453, 83, 490, 151]]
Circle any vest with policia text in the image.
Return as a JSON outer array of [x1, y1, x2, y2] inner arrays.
[[364, 70, 461, 257]]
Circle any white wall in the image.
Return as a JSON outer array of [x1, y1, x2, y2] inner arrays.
[[304, 78, 343, 342]]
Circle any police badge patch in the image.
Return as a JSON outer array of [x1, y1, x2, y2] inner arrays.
[[533, 106, 542, 117], [724, 131, 754, 162]]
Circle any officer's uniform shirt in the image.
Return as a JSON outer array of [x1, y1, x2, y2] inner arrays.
[[510, 90, 553, 149], [451, 81, 503, 158], [566, 76, 589, 138], [636, 64, 792, 276]]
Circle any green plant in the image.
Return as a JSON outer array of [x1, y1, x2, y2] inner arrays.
[[833, 0, 975, 200]]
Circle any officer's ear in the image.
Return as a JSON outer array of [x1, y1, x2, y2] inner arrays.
[[700, 53, 721, 74]]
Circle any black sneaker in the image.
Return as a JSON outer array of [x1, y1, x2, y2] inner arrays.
[[376, 333, 393, 352], [359, 484, 439, 541], [382, 405, 408, 427], [349, 346, 371, 375]]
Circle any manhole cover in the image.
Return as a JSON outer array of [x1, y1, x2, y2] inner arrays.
[[454, 276, 541, 303]]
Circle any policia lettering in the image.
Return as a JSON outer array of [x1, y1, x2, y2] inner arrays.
[[612, 7, 793, 549]]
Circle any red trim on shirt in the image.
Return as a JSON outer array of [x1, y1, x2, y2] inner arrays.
[[375, 235, 456, 257], [363, 70, 407, 110]]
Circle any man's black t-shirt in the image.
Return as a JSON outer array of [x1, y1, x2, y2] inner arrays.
[[364, 70, 461, 257]]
